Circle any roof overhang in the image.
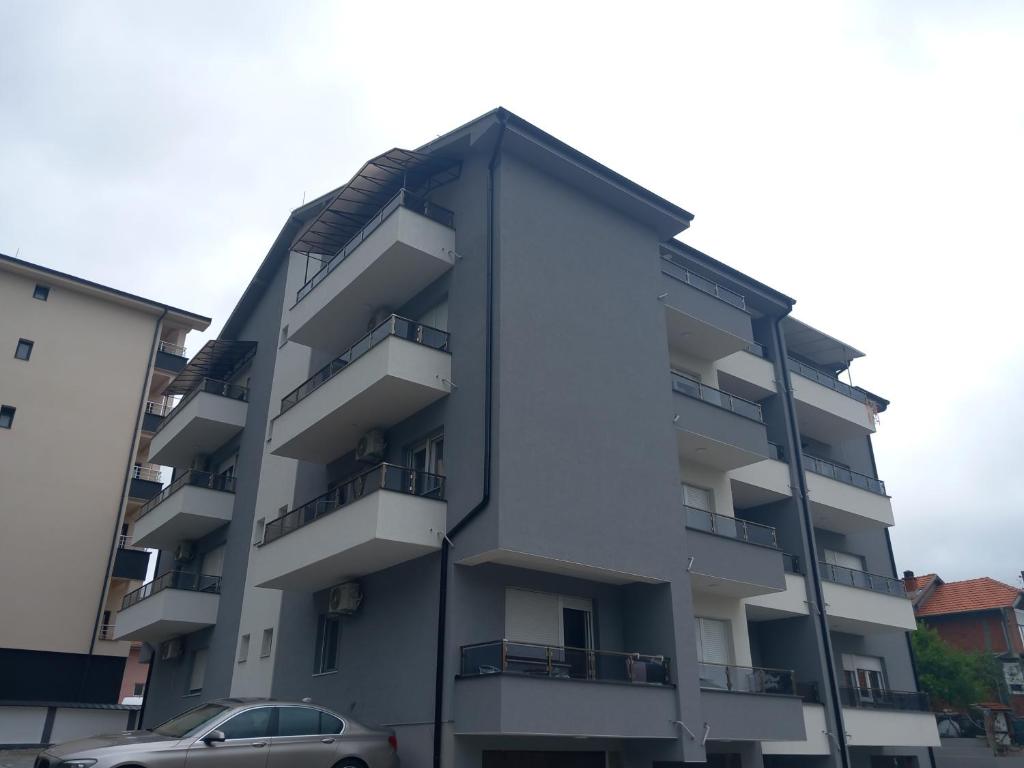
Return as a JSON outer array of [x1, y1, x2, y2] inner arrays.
[[783, 317, 865, 373], [165, 339, 257, 395]]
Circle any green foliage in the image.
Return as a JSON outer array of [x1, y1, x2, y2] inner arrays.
[[912, 622, 1004, 710]]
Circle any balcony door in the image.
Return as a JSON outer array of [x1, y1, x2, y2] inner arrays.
[[505, 588, 594, 678], [408, 433, 444, 497], [843, 653, 886, 704]]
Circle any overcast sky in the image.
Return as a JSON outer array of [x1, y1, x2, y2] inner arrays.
[[2, 1, 1022, 586]]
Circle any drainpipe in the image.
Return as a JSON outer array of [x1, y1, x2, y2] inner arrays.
[[770, 315, 852, 768], [432, 112, 509, 768], [82, 308, 166, 702]]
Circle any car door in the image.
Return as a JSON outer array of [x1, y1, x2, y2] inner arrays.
[[186, 706, 275, 768], [267, 706, 343, 768]]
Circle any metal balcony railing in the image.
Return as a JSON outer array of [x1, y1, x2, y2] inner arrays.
[[660, 256, 747, 310], [97, 624, 116, 641], [787, 357, 868, 404], [261, 463, 445, 546], [144, 400, 173, 417], [803, 453, 886, 495], [838, 686, 930, 712], [121, 571, 221, 610], [157, 340, 187, 357], [684, 507, 778, 548], [460, 640, 672, 685], [296, 188, 456, 304], [698, 662, 796, 695], [131, 465, 163, 483], [153, 378, 248, 436], [819, 562, 906, 597], [280, 315, 449, 414], [671, 372, 763, 422], [136, 470, 236, 520]]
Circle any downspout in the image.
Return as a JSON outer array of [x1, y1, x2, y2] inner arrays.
[[82, 308, 166, 699], [771, 315, 852, 768], [432, 112, 509, 768]]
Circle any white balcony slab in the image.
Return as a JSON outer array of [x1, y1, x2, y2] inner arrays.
[[806, 471, 894, 534], [761, 704, 831, 755], [843, 708, 940, 748], [131, 485, 235, 550], [717, 351, 778, 401], [269, 336, 450, 464], [289, 206, 455, 351], [149, 393, 247, 468], [114, 589, 219, 643], [823, 581, 917, 634], [730, 458, 793, 509], [252, 490, 446, 592], [745, 573, 811, 621], [791, 373, 877, 442]]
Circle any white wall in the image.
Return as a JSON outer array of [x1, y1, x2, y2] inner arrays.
[[0, 707, 46, 744]]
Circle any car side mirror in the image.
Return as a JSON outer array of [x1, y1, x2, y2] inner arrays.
[[202, 730, 226, 745]]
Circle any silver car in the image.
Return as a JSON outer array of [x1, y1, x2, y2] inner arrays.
[[34, 698, 399, 768]]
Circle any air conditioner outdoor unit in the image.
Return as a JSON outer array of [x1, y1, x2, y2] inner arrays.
[[175, 542, 195, 562], [355, 429, 386, 464], [161, 638, 183, 660], [328, 582, 362, 615]]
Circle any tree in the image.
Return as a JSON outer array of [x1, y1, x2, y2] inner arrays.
[[911, 622, 1004, 710]]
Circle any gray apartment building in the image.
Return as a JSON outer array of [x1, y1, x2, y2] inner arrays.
[[112, 109, 939, 768]]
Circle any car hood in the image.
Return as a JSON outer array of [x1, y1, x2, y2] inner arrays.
[[46, 730, 176, 757]]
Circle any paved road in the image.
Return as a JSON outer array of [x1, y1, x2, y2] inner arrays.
[[935, 738, 1024, 766], [0, 750, 37, 768]]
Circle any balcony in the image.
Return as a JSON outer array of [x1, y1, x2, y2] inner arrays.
[[114, 571, 220, 643], [660, 256, 754, 362], [715, 344, 778, 402], [269, 316, 451, 464], [840, 688, 939, 747], [788, 357, 878, 441], [128, 464, 163, 501], [803, 454, 893, 533], [140, 400, 171, 434], [289, 189, 456, 351], [454, 640, 678, 738], [820, 563, 917, 633], [252, 463, 446, 591], [112, 546, 150, 581], [728, 443, 792, 509], [131, 470, 236, 550], [154, 340, 188, 375], [685, 509, 786, 597], [671, 373, 769, 470], [698, 662, 806, 742], [148, 379, 248, 468], [745, 570, 811, 622]]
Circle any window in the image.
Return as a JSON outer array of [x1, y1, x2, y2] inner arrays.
[[824, 549, 867, 572], [314, 614, 341, 674], [0, 405, 15, 429], [133, 682, 146, 696], [260, 628, 274, 658], [201, 545, 226, 578], [238, 634, 250, 663], [694, 617, 732, 665], [408, 432, 445, 496], [219, 707, 274, 740], [682, 483, 712, 511], [277, 706, 321, 737], [842, 653, 886, 701], [33, 284, 49, 301], [14, 339, 33, 361], [187, 648, 208, 695]]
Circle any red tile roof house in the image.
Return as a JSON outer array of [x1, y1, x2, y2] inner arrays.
[[905, 571, 1024, 715]]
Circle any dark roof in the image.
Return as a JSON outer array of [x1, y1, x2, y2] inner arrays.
[[0, 252, 210, 328], [165, 339, 257, 396]]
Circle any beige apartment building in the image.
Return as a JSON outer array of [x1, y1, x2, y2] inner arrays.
[[0, 253, 208, 708]]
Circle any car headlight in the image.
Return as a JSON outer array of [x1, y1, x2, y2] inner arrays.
[[61, 760, 98, 768]]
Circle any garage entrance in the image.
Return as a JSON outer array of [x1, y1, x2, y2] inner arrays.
[[482, 751, 606, 768]]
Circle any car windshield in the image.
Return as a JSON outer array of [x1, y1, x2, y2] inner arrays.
[[152, 703, 230, 738]]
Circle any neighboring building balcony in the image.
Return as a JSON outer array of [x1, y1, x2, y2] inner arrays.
[[698, 663, 807, 742], [148, 378, 248, 468], [154, 339, 188, 375], [454, 640, 678, 739], [671, 372, 769, 470], [660, 255, 754, 362], [289, 189, 456, 351], [840, 688, 940, 748], [803, 453, 893, 533], [128, 464, 163, 501], [788, 357, 878, 440], [112, 543, 151, 581], [252, 463, 446, 592], [269, 315, 451, 464], [820, 563, 917, 633], [140, 400, 172, 434], [114, 571, 220, 643], [131, 470, 236, 550], [685, 509, 786, 597]]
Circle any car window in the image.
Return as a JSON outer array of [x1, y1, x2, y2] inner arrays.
[[276, 707, 320, 737], [153, 703, 229, 738], [319, 712, 344, 735], [220, 708, 275, 740]]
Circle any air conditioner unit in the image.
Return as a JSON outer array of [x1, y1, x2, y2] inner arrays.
[[328, 582, 362, 615], [161, 638, 183, 660], [355, 429, 386, 464], [175, 542, 195, 562]]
